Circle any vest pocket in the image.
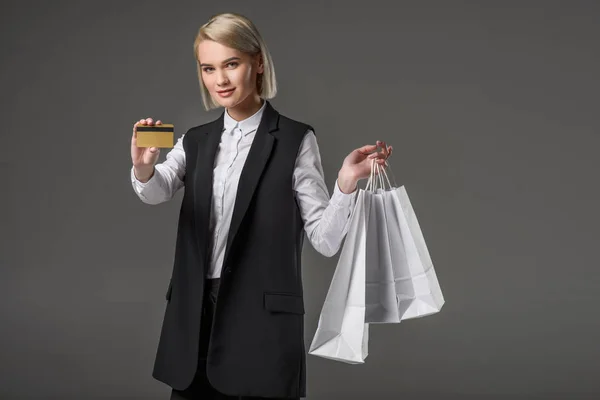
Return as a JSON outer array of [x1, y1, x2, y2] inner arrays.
[[264, 292, 305, 315]]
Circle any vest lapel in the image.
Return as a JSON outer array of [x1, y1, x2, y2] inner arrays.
[[193, 101, 280, 273], [194, 114, 223, 271], [224, 101, 279, 270]]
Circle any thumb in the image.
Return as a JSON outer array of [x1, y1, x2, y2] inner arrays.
[[149, 147, 158, 153], [356, 144, 378, 155]]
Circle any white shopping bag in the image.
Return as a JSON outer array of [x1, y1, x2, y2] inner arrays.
[[384, 184, 445, 320], [308, 183, 371, 364], [309, 159, 444, 364]]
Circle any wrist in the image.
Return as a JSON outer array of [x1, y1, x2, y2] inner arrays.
[[337, 169, 358, 194], [134, 165, 154, 183]]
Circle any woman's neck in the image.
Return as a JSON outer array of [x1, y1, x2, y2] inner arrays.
[[227, 93, 263, 121]]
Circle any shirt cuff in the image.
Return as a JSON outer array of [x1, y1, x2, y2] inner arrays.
[[131, 166, 153, 188], [331, 178, 356, 208]]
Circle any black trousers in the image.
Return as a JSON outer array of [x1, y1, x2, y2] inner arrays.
[[170, 278, 299, 400]]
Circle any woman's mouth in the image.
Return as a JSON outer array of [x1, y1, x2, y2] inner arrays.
[[217, 88, 235, 97]]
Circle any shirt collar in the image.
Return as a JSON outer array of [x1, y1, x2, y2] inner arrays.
[[223, 99, 267, 136]]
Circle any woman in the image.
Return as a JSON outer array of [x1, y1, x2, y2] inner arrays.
[[130, 12, 391, 400]]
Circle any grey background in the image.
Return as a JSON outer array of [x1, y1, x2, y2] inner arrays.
[[1, 0, 599, 399]]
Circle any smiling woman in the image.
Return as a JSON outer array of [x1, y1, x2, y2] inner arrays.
[[196, 42, 260, 118], [129, 11, 392, 400], [193, 13, 276, 120]]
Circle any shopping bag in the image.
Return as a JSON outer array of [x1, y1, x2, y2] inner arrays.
[[307, 182, 371, 364], [309, 159, 444, 363], [369, 162, 445, 321], [384, 184, 445, 320]]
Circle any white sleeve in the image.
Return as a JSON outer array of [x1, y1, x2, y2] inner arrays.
[[130, 133, 186, 204], [292, 129, 357, 257]]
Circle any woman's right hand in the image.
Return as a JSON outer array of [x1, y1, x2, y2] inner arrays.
[[131, 117, 163, 168]]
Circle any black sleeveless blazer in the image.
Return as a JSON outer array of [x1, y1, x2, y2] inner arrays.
[[152, 100, 314, 398]]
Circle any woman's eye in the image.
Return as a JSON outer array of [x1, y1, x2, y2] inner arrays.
[[202, 63, 236, 72]]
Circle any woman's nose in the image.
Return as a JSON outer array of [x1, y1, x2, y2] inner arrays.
[[216, 70, 229, 86]]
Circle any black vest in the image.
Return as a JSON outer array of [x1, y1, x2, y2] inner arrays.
[[152, 101, 313, 398]]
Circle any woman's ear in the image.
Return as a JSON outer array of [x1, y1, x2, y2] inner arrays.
[[255, 53, 264, 74]]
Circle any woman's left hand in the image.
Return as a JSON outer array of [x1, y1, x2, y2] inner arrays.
[[337, 140, 392, 193]]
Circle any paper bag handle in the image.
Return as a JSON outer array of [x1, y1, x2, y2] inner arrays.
[[366, 157, 398, 192]]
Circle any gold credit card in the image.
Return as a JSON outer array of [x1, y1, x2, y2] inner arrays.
[[136, 124, 174, 148]]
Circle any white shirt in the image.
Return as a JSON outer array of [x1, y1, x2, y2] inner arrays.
[[131, 101, 357, 278]]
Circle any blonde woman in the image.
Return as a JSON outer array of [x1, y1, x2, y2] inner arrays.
[[130, 12, 391, 400]]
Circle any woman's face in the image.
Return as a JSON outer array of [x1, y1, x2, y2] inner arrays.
[[197, 40, 263, 109]]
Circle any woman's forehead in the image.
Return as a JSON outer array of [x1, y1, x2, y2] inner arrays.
[[197, 40, 246, 64]]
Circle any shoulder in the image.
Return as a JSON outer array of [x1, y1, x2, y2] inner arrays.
[[187, 114, 222, 135], [276, 110, 315, 137], [180, 113, 223, 144]]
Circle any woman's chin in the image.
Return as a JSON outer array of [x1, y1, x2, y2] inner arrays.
[[214, 96, 238, 109]]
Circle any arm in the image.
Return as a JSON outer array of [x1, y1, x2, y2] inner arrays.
[[130, 134, 186, 205], [293, 130, 358, 257]]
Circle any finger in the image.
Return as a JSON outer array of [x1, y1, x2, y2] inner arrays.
[[149, 147, 158, 153], [380, 141, 388, 158], [357, 144, 378, 155], [373, 140, 385, 159], [156, 120, 162, 125], [139, 118, 147, 125], [372, 142, 386, 159], [385, 146, 392, 160], [145, 117, 154, 125]]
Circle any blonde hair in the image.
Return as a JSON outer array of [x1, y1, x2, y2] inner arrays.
[[193, 13, 277, 111]]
